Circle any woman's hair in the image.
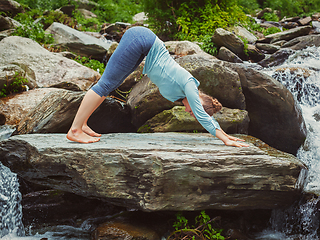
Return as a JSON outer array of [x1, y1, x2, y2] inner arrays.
[[199, 90, 222, 116]]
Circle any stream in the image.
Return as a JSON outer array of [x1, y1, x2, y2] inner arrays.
[[1, 46, 320, 239]]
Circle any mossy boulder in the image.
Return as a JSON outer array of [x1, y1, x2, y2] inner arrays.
[[138, 106, 249, 134]]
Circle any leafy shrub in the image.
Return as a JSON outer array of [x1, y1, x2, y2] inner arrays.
[[168, 211, 225, 240], [73, 10, 101, 32], [263, 26, 282, 35], [262, 12, 279, 22], [73, 56, 105, 74], [200, 35, 218, 56], [144, 0, 249, 41], [12, 20, 54, 44], [0, 72, 28, 98]]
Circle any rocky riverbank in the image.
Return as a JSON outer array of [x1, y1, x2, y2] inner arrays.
[[1, 0, 319, 239]]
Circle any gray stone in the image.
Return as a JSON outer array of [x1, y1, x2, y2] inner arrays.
[[127, 75, 177, 128], [175, 54, 246, 110], [15, 89, 135, 134], [231, 26, 257, 43], [282, 35, 320, 50], [265, 26, 312, 44], [0, 0, 22, 14], [0, 36, 101, 90], [220, 62, 307, 155], [0, 132, 305, 211], [138, 106, 249, 134], [46, 22, 112, 61], [256, 43, 280, 54], [0, 88, 62, 126], [212, 28, 246, 59], [258, 48, 296, 68], [218, 47, 243, 63]]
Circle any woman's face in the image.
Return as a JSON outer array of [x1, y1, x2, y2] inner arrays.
[[182, 97, 196, 119]]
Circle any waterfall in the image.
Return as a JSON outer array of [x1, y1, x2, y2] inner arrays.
[[257, 46, 320, 240], [0, 126, 25, 238]]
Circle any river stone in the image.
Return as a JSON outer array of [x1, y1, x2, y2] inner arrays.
[[175, 54, 246, 110], [0, 0, 23, 14], [218, 47, 243, 63], [220, 62, 307, 155], [258, 48, 296, 68], [127, 75, 178, 128], [265, 26, 312, 44], [0, 132, 305, 211], [0, 88, 62, 126], [45, 22, 112, 61], [0, 36, 101, 90], [15, 89, 135, 134], [229, 26, 258, 43], [138, 106, 249, 135], [256, 43, 280, 54], [212, 28, 246, 60], [282, 35, 320, 50]]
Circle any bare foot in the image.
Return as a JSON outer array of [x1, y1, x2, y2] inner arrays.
[[82, 124, 101, 137], [66, 128, 100, 143]]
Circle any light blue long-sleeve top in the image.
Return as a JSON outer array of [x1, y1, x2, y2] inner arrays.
[[143, 37, 221, 136]]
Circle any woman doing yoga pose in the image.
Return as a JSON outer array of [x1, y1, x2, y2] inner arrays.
[[66, 26, 249, 147]]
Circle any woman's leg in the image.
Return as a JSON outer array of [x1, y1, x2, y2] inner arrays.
[[67, 27, 156, 143], [67, 90, 105, 143]]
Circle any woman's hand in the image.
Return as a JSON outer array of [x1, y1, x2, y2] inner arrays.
[[224, 139, 250, 147], [215, 129, 249, 147]]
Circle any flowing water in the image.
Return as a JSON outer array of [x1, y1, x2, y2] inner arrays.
[[256, 46, 320, 240], [1, 47, 320, 239]]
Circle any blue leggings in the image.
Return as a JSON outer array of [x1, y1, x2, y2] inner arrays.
[[91, 26, 156, 97]]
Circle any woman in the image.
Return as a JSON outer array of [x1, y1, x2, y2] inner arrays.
[[67, 26, 249, 147]]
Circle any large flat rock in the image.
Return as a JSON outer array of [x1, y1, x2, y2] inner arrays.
[[0, 133, 305, 211]]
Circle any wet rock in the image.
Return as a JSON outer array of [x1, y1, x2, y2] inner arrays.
[[138, 106, 249, 135], [282, 35, 320, 50], [0, 132, 305, 211], [258, 48, 295, 68], [221, 62, 307, 155]]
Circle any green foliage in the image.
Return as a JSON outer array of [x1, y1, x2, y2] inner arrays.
[[263, 26, 282, 35], [73, 10, 101, 32], [14, 9, 77, 29], [200, 35, 218, 56], [261, 0, 320, 17], [168, 211, 225, 240], [12, 20, 54, 44], [261, 12, 279, 22], [93, 0, 143, 23], [14, 0, 70, 10], [73, 56, 105, 74], [144, 0, 249, 41], [0, 72, 28, 98], [237, 0, 260, 14]]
